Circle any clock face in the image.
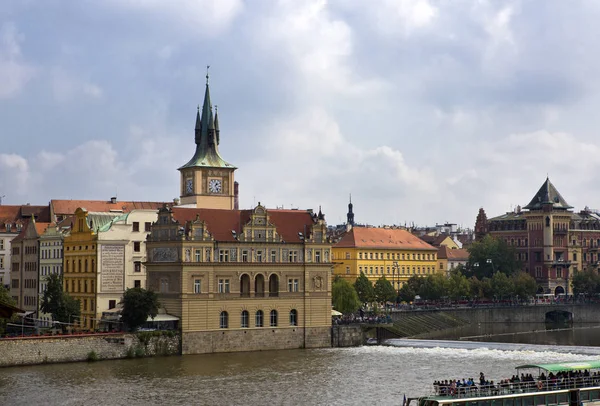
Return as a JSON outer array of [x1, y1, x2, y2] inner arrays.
[[185, 179, 193, 194], [208, 179, 222, 194]]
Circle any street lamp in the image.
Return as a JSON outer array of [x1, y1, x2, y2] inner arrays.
[[393, 261, 399, 303], [487, 259, 497, 274]]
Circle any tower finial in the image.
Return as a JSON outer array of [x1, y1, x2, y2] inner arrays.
[[206, 65, 210, 84]]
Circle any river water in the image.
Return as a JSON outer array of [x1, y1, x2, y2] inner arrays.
[[2, 326, 600, 406]]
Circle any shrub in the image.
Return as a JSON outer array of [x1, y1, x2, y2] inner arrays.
[[87, 350, 99, 362]]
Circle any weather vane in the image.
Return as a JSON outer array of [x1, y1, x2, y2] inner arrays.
[[206, 65, 210, 84]]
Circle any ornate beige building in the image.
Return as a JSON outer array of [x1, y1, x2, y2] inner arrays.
[[146, 204, 332, 354], [146, 79, 332, 353]]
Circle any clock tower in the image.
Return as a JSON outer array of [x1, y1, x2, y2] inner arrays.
[[178, 74, 237, 209]]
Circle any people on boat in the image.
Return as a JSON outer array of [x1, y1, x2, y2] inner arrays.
[[433, 369, 599, 398]]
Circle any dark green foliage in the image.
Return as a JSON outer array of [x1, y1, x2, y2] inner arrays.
[[332, 277, 361, 314], [374, 277, 396, 303], [120, 288, 160, 332], [467, 235, 522, 278], [87, 351, 99, 362], [40, 273, 80, 328], [571, 271, 600, 296], [353, 272, 375, 303]]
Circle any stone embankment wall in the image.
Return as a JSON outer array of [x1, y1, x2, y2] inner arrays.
[[0, 332, 180, 367], [331, 325, 364, 347], [182, 326, 331, 354], [390, 304, 600, 325]]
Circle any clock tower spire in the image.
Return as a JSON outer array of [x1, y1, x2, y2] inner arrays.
[[178, 70, 237, 209]]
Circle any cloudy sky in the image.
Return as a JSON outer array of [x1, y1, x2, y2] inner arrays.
[[2, 0, 600, 228]]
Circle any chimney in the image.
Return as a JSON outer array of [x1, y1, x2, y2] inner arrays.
[[234, 181, 239, 210], [110, 197, 117, 204]]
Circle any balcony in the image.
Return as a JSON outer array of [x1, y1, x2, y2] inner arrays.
[[551, 259, 572, 268]]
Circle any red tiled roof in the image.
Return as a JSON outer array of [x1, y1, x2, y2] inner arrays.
[[171, 207, 316, 243], [335, 227, 437, 251], [448, 248, 469, 261], [51, 199, 169, 216], [438, 245, 469, 260], [0, 205, 50, 232], [11, 219, 51, 242]]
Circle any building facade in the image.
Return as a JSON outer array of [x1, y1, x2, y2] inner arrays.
[[63, 209, 121, 329], [437, 246, 469, 276], [484, 177, 600, 295], [10, 218, 50, 313], [96, 209, 158, 315], [146, 204, 332, 354], [332, 227, 439, 291], [1, 205, 49, 288], [38, 223, 68, 325]]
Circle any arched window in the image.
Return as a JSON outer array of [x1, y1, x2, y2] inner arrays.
[[240, 274, 251, 297], [255, 310, 263, 327], [270, 310, 278, 327], [220, 311, 228, 329], [269, 274, 279, 297], [255, 274, 265, 297], [241, 310, 249, 328], [289, 309, 297, 326]]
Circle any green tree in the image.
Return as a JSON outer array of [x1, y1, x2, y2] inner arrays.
[[571, 271, 600, 297], [354, 273, 375, 304], [398, 275, 426, 303], [491, 272, 514, 298], [0, 285, 17, 335], [447, 270, 471, 300], [419, 274, 448, 301], [40, 273, 81, 329], [467, 235, 522, 279], [374, 277, 396, 303], [512, 272, 538, 299], [120, 288, 160, 332], [469, 276, 493, 299], [332, 277, 361, 314]]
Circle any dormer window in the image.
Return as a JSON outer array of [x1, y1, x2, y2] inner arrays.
[[6, 224, 11, 232]]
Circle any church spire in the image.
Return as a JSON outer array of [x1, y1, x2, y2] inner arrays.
[[179, 68, 236, 171], [347, 194, 355, 226], [214, 105, 220, 145]]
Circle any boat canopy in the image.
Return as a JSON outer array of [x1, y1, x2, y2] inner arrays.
[[516, 361, 600, 372]]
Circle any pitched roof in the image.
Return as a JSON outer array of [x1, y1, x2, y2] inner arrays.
[[523, 177, 573, 210], [438, 245, 469, 261], [0, 205, 50, 233], [419, 234, 452, 247], [11, 218, 51, 242], [170, 207, 316, 243], [335, 227, 437, 251], [51, 199, 168, 216]]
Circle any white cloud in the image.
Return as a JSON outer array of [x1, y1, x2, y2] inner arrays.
[[0, 23, 35, 98], [51, 68, 103, 102], [104, 0, 244, 34]]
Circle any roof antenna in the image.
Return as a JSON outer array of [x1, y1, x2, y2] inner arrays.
[[206, 65, 210, 84], [0, 195, 4, 205]]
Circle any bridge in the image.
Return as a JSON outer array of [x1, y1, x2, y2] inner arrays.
[[389, 304, 600, 324]]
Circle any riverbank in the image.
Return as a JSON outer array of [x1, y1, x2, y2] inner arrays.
[[0, 331, 180, 367]]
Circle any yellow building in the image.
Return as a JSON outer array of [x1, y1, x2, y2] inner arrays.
[[63, 209, 120, 330], [333, 227, 439, 291], [146, 204, 332, 354]]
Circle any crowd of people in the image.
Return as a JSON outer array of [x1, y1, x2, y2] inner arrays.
[[433, 370, 600, 397]]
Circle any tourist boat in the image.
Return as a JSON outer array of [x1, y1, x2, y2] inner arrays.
[[406, 361, 600, 406]]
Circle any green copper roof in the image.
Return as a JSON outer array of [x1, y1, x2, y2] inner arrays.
[[179, 81, 236, 170], [516, 361, 600, 372], [86, 212, 123, 233], [96, 213, 129, 232], [523, 177, 572, 210]]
